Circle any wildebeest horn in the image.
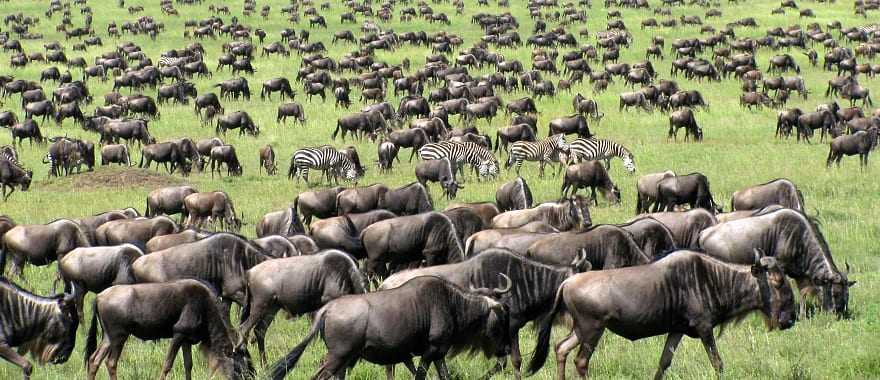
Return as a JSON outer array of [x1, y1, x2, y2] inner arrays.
[[494, 274, 512, 295], [845, 261, 850, 275], [752, 248, 764, 264]]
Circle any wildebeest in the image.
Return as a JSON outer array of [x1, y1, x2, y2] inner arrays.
[[139, 142, 191, 176], [619, 91, 652, 112], [276, 102, 306, 126], [183, 191, 241, 231], [631, 208, 717, 249], [548, 114, 592, 138], [797, 110, 835, 143], [59, 244, 144, 319], [237, 250, 367, 364], [826, 128, 878, 168], [415, 158, 462, 199], [99, 144, 130, 166], [209, 145, 243, 177], [216, 111, 259, 136], [257, 145, 277, 175], [668, 108, 703, 142], [95, 216, 178, 247], [527, 224, 651, 268], [381, 250, 588, 379], [310, 210, 396, 258], [268, 276, 510, 380], [256, 206, 305, 238], [132, 233, 269, 310], [464, 222, 559, 257], [495, 124, 537, 155], [75, 209, 140, 246], [361, 211, 464, 277], [495, 177, 533, 212], [636, 171, 675, 214], [334, 183, 388, 215], [261, 77, 295, 100], [654, 173, 720, 213], [561, 161, 621, 205], [699, 208, 854, 318], [145, 186, 198, 219], [0, 158, 32, 200], [527, 251, 795, 379], [387, 128, 429, 162], [1, 219, 90, 278], [0, 278, 78, 379], [492, 195, 592, 231], [377, 182, 436, 216], [294, 186, 345, 226], [251, 236, 300, 258], [377, 141, 399, 173], [731, 178, 804, 211], [617, 217, 678, 258], [84, 279, 254, 380], [9, 118, 45, 146]]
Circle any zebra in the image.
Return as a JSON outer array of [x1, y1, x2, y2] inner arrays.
[[288, 146, 360, 185], [157, 56, 192, 68], [0, 145, 18, 163], [507, 133, 568, 177], [567, 137, 636, 174], [418, 141, 499, 179]]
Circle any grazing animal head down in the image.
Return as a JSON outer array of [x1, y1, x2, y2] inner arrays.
[[752, 251, 796, 331]]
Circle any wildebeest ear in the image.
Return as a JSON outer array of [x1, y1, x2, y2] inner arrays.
[[848, 281, 857, 287]]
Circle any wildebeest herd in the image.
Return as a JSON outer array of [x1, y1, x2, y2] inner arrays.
[[0, 0, 873, 378]]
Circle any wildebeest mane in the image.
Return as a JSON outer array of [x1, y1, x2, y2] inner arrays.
[[428, 213, 465, 263], [513, 177, 533, 210]]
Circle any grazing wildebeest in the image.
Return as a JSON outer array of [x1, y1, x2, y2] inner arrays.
[[255, 206, 305, 238], [381, 250, 588, 379], [619, 91, 652, 112], [237, 250, 367, 364], [1, 219, 90, 278], [139, 142, 191, 176], [377, 141, 399, 173], [258, 145, 277, 175], [333, 111, 388, 141], [132, 233, 269, 310], [826, 128, 878, 168], [617, 217, 678, 258], [495, 124, 537, 155], [276, 102, 306, 125], [361, 212, 464, 277], [496, 177, 533, 212], [95, 216, 178, 247], [699, 208, 854, 318], [561, 161, 621, 205], [100, 144, 130, 166], [548, 114, 592, 138], [0, 278, 78, 379], [294, 187, 345, 226], [387, 128, 429, 162], [10, 119, 45, 146], [492, 195, 592, 231], [636, 171, 675, 214], [527, 251, 795, 379], [0, 158, 32, 201], [572, 93, 604, 121], [216, 111, 259, 136], [59, 244, 144, 320], [268, 276, 510, 380], [668, 108, 703, 142], [209, 145, 243, 177], [415, 158, 462, 199], [505, 97, 538, 115], [84, 280, 254, 380], [261, 78, 296, 100], [145, 186, 198, 219], [731, 178, 804, 211], [183, 191, 241, 231], [654, 173, 720, 213], [214, 77, 251, 100], [526, 224, 651, 268], [98, 119, 155, 146], [310, 210, 396, 258]]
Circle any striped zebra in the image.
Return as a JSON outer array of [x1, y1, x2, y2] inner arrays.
[[157, 56, 192, 68], [567, 138, 636, 173], [418, 141, 499, 179], [0, 145, 18, 163], [288, 146, 360, 185], [507, 133, 568, 177]]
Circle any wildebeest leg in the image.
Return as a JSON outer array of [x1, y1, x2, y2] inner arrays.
[[699, 333, 724, 376], [434, 359, 452, 380], [554, 331, 579, 380], [105, 335, 128, 380], [159, 334, 185, 380], [0, 343, 32, 380], [572, 319, 605, 378], [653, 333, 683, 380], [181, 344, 193, 380]]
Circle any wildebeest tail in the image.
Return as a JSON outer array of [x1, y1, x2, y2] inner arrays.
[[269, 308, 326, 380], [84, 299, 99, 367], [526, 280, 567, 376], [331, 121, 341, 140]]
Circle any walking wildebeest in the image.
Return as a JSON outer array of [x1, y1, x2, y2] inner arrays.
[[0, 158, 32, 201], [377, 182, 436, 216], [496, 177, 533, 212], [84, 279, 254, 380], [59, 244, 144, 320], [548, 114, 592, 138], [826, 128, 878, 168], [0, 278, 78, 379], [1, 219, 90, 278], [654, 173, 720, 213], [145, 229, 212, 253], [492, 195, 592, 231], [617, 217, 678, 258], [145, 186, 198, 219], [699, 208, 854, 318], [526, 250, 795, 379], [183, 191, 241, 231], [560, 161, 621, 205], [731, 178, 804, 211], [237, 250, 367, 364], [268, 276, 510, 380], [526, 224, 651, 268], [100, 144, 131, 166], [630, 208, 717, 249]]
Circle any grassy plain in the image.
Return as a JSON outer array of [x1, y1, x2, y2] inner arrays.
[[0, 0, 878, 378]]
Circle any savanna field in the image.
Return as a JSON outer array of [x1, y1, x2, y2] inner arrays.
[[1, 0, 879, 378]]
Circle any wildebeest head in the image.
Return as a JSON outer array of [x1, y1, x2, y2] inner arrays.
[[441, 179, 462, 200], [815, 262, 855, 319], [752, 250, 796, 330], [566, 195, 592, 229], [32, 294, 78, 365], [465, 274, 513, 358]]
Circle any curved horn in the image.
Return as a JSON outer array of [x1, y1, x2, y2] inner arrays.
[[494, 274, 512, 295], [845, 260, 850, 275], [752, 248, 763, 264]]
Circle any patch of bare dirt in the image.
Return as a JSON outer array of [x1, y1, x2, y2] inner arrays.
[[40, 167, 186, 191]]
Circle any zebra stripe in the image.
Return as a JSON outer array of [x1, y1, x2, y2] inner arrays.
[[418, 141, 499, 178], [508, 133, 568, 176], [157, 56, 192, 68], [290, 146, 359, 184], [568, 138, 636, 173]]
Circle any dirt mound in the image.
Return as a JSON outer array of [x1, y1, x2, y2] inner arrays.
[[41, 167, 187, 191]]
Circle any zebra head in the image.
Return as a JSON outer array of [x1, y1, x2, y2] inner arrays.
[[622, 154, 636, 173], [553, 133, 568, 151]]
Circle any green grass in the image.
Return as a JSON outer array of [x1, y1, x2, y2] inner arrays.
[[1, 0, 879, 379]]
